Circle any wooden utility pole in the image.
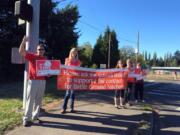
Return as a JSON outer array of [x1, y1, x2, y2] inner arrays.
[[108, 33, 111, 68], [136, 31, 139, 64]]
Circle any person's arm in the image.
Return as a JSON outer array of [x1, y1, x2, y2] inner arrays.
[[65, 58, 69, 66], [19, 36, 28, 57]]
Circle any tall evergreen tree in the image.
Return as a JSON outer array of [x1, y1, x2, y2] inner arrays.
[[40, 3, 80, 63], [92, 27, 119, 68], [109, 30, 119, 67], [152, 52, 157, 66], [92, 35, 105, 67], [173, 50, 180, 65]]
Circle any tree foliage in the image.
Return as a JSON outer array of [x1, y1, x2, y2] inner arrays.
[[0, 0, 80, 81], [92, 27, 119, 68], [0, 0, 24, 81], [119, 45, 135, 62], [78, 42, 93, 67]]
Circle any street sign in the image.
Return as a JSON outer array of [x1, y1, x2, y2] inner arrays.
[[11, 47, 25, 64], [100, 64, 106, 69]]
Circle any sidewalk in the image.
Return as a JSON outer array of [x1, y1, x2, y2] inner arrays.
[[6, 91, 152, 135]]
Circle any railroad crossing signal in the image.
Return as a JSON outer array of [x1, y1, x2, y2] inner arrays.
[[14, 1, 33, 22]]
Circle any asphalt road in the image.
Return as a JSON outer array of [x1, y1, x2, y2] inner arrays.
[[146, 80, 180, 135]]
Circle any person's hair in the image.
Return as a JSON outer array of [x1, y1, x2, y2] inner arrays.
[[137, 62, 141, 66], [116, 60, 124, 68], [37, 44, 45, 50], [69, 47, 78, 60], [126, 58, 131, 64]]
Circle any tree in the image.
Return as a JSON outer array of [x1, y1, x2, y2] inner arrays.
[[0, 0, 80, 81], [92, 27, 119, 68], [157, 57, 164, 67], [119, 45, 135, 62], [78, 42, 93, 67], [92, 35, 105, 67], [0, 0, 24, 81], [152, 52, 157, 66], [109, 30, 119, 67], [173, 50, 180, 66], [40, 3, 80, 63]]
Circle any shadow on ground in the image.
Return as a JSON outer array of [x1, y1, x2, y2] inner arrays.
[[35, 110, 146, 135], [146, 81, 180, 135]]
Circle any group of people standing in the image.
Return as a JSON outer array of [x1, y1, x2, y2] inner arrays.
[[114, 59, 145, 109], [19, 36, 145, 127]]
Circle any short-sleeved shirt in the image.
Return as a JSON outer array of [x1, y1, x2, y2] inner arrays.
[[127, 66, 135, 84], [65, 58, 81, 66], [134, 68, 144, 83], [25, 52, 46, 80], [134, 68, 142, 74]]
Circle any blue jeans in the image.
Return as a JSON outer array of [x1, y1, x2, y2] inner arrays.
[[62, 90, 75, 110]]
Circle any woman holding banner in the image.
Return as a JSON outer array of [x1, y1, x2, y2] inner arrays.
[[60, 48, 81, 114], [134, 63, 145, 103], [125, 59, 134, 107], [114, 60, 125, 108]]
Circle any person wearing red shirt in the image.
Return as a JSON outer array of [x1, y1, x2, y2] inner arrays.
[[134, 63, 145, 103], [19, 36, 47, 127], [60, 48, 81, 114], [114, 60, 126, 109], [125, 59, 135, 107]]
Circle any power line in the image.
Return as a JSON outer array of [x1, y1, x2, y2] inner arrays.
[[56, 1, 137, 45], [79, 20, 136, 44], [79, 20, 102, 32]]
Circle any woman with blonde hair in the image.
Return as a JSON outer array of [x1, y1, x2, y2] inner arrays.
[[125, 59, 134, 107], [60, 48, 81, 114], [114, 60, 125, 108]]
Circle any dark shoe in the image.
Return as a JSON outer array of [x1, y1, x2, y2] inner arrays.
[[70, 109, 76, 113], [23, 121, 32, 127], [60, 109, 66, 114], [33, 118, 43, 124], [40, 108, 46, 113]]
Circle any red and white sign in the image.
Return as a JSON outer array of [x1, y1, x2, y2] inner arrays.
[[57, 66, 128, 90], [128, 72, 146, 83], [36, 60, 61, 76]]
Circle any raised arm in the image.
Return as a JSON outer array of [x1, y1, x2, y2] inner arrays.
[[19, 36, 28, 57]]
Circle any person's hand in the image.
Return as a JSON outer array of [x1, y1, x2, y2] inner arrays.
[[22, 36, 28, 43]]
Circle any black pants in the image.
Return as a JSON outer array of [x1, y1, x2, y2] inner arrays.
[[134, 81, 144, 100], [115, 90, 125, 98], [125, 82, 133, 103]]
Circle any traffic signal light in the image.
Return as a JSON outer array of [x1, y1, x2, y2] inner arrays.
[[14, 1, 33, 22]]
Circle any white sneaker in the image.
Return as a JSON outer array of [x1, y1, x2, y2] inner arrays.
[[126, 103, 130, 107], [141, 100, 145, 103]]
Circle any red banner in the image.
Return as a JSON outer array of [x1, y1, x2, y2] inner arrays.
[[36, 60, 61, 76], [57, 66, 128, 90]]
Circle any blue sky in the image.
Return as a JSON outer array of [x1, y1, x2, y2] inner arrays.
[[58, 0, 180, 58]]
